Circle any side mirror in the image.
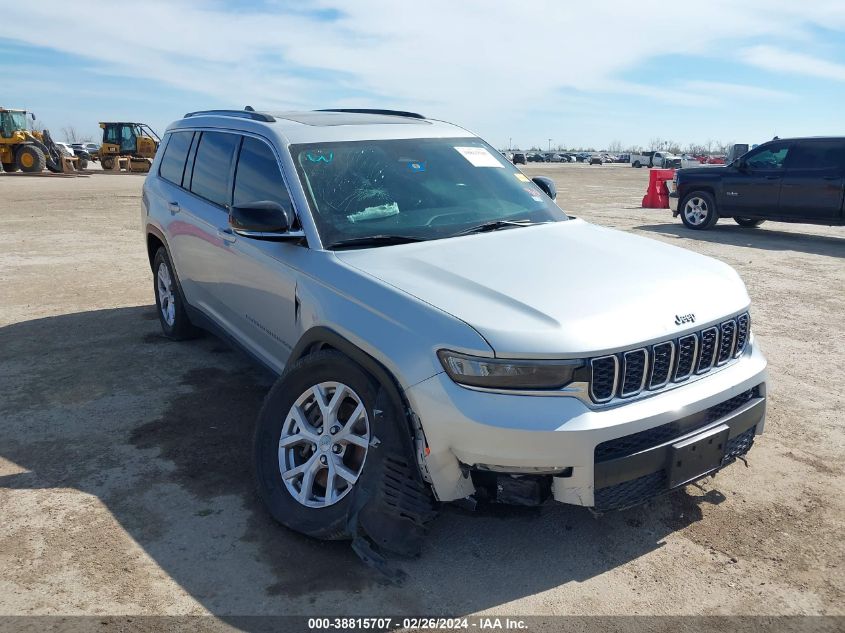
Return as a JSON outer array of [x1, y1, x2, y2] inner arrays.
[[229, 201, 301, 240], [532, 176, 557, 200]]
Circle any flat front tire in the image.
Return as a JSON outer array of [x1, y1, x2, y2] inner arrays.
[[680, 191, 719, 230], [254, 351, 436, 554]]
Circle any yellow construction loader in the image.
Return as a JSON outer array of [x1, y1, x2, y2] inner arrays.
[[0, 108, 64, 173], [98, 122, 160, 172]]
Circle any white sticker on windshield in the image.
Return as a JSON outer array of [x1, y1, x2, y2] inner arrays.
[[454, 146, 504, 168]]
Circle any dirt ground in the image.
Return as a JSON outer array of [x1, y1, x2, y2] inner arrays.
[[0, 165, 843, 622]]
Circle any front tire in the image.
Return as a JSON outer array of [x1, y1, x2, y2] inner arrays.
[[734, 217, 765, 228], [152, 247, 197, 340], [15, 145, 45, 173], [254, 351, 436, 554], [680, 191, 719, 230]]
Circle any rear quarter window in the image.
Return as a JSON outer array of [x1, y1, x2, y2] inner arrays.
[[159, 132, 193, 185]]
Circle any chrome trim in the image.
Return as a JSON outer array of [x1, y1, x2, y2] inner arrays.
[[589, 355, 619, 403], [620, 348, 649, 397], [674, 333, 699, 381], [648, 341, 675, 390], [232, 228, 306, 240], [696, 326, 719, 374]]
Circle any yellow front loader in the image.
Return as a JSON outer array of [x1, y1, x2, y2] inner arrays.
[[0, 108, 64, 173], [98, 122, 160, 172]]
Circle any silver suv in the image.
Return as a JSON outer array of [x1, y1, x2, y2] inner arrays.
[[142, 108, 768, 557]]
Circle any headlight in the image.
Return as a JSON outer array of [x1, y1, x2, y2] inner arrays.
[[437, 350, 584, 390]]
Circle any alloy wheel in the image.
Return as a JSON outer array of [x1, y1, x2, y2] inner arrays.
[[156, 262, 176, 326], [278, 381, 370, 508], [683, 196, 709, 226]]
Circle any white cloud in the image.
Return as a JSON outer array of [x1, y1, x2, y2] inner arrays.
[[741, 45, 845, 82], [1, 0, 844, 144]]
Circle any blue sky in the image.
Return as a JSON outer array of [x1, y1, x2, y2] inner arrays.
[[2, 1, 845, 150]]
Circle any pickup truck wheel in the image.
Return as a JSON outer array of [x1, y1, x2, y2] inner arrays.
[[633, 161, 642, 168], [254, 350, 436, 554], [680, 191, 719, 230], [734, 217, 765, 228], [152, 247, 198, 340]]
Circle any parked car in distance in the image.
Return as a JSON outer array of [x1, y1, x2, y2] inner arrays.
[[142, 107, 767, 557], [670, 136, 845, 230], [631, 151, 682, 168], [589, 154, 604, 165], [73, 142, 100, 162], [526, 153, 546, 163], [56, 142, 91, 168], [512, 152, 527, 165]]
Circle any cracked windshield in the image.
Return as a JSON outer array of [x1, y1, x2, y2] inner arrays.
[[292, 137, 567, 247]]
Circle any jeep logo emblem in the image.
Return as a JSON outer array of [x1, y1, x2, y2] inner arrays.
[[675, 313, 696, 325]]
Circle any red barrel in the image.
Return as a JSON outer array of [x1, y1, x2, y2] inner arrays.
[[641, 168, 675, 208]]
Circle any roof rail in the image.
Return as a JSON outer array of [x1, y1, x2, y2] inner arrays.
[[183, 109, 276, 122], [316, 108, 425, 120]]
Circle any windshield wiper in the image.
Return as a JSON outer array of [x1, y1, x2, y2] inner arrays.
[[451, 219, 546, 237], [327, 234, 427, 250]]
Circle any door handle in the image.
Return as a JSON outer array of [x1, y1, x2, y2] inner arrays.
[[168, 202, 180, 214], [217, 228, 237, 243], [765, 176, 780, 180]]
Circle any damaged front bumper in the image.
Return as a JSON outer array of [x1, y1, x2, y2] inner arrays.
[[404, 341, 767, 509]]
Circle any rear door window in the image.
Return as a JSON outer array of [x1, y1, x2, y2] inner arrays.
[[233, 136, 293, 210], [786, 141, 845, 170], [189, 131, 240, 207], [159, 131, 193, 185]]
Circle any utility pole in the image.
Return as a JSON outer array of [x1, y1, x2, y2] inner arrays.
[[508, 137, 512, 150], [548, 138, 552, 152]]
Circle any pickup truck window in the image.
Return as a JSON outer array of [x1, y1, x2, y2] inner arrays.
[[786, 141, 844, 170], [745, 143, 790, 169]]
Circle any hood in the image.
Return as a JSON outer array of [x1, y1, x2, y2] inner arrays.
[[335, 220, 749, 357], [678, 165, 730, 177]]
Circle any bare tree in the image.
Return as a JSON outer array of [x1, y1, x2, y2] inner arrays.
[[607, 140, 624, 153], [61, 126, 81, 143]]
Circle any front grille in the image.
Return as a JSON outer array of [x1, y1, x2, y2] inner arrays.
[[735, 314, 750, 357], [649, 342, 674, 389], [588, 312, 750, 403], [590, 356, 617, 403], [675, 334, 697, 380], [620, 349, 647, 397], [697, 327, 718, 373], [595, 387, 757, 463], [718, 320, 737, 365]]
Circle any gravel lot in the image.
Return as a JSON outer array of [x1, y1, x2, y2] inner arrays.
[[0, 164, 842, 621]]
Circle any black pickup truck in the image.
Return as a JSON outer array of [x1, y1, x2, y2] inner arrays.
[[669, 137, 845, 230]]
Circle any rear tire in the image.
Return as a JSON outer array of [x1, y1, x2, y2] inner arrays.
[[734, 217, 765, 228], [152, 247, 198, 340], [633, 161, 642, 168], [15, 145, 45, 173], [254, 351, 436, 555], [680, 191, 719, 230]]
